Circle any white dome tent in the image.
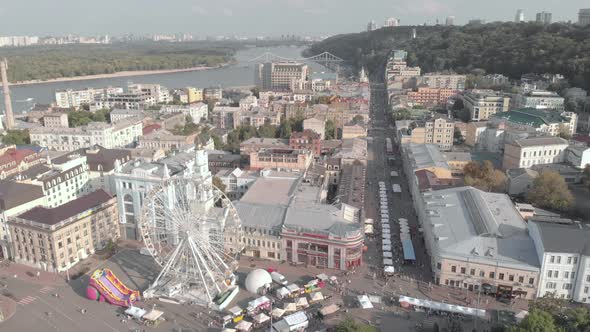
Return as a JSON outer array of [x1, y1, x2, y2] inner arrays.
[[245, 269, 273, 294]]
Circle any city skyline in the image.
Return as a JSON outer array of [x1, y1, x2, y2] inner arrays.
[[0, 0, 588, 36]]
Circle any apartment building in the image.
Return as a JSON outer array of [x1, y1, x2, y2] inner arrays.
[[239, 96, 258, 111], [240, 107, 281, 128], [82, 145, 132, 195], [55, 87, 123, 109], [109, 109, 143, 123], [9, 190, 119, 272], [418, 73, 466, 90], [211, 106, 241, 130], [493, 108, 577, 137], [128, 84, 171, 104], [249, 148, 313, 171], [342, 124, 367, 139], [214, 168, 258, 200], [30, 117, 143, 151], [417, 187, 540, 299], [502, 137, 569, 170], [92, 91, 155, 110], [114, 146, 210, 239], [514, 90, 564, 111], [185, 87, 203, 103], [578, 8, 590, 26], [0, 181, 45, 259], [462, 90, 510, 121], [256, 62, 309, 91], [407, 88, 458, 107], [203, 87, 222, 100], [0, 145, 44, 180], [396, 116, 455, 151], [138, 129, 198, 151], [529, 221, 590, 303], [42, 113, 69, 128], [303, 117, 326, 139], [160, 103, 208, 123], [289, 130, 321, 157]]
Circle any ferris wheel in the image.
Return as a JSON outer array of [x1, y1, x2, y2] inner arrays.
[[139, 176, 241, 305]]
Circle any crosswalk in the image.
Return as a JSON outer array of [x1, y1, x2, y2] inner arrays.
[[39, 286, 54, 295], [18, 296, 37, 305]]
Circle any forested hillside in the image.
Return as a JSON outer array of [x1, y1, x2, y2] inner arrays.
[[307, 22, 590, 88], [0, 43, 234, 82]]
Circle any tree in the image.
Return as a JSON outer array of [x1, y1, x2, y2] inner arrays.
[[334, 316, 379, 332], [463, 160, 506, 192], [279, 120, 292, 138], [558, 125, 572, 140], [258, 123, 278, 138], [250, 87, 260, 98], [325, 119, 336, 140], [527, 169, 574, 212], [212, 176, 226, 193], [509, 309, 559, 332], [390, 109, 412, 121], [1, 129, 30, 145], [351, 115, 365, 125]]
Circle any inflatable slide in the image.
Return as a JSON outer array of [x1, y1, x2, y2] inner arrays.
[[86, 268, 140, 307]]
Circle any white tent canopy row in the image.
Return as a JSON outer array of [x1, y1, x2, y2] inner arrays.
[[382, 239, 391, 245], [253, 313, 270, 324], [398, 296, 486, 317], [383, 251, 393, 258], [383, 258, 393, 265]]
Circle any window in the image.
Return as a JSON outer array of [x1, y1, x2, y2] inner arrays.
[[529, 278, 535, 285], [451, 266, 456, 273], [565, 272, 570, 279], [557, 256, 561, 264], [436, 263, 441, 270], [479, 271, 485, 277], [574, 257, 578, 265], [461, 267, 466, 274], [489, 272, 495, 279], [550, 256, 555, 263], [509, 275, 514, 282], [555, 271, 559, 278], [585, 287, 589, 294], [519, 276, 524, 283], [568, 257, 572, 264], [499, 273, 505, 280], [571, 272, 576, 280], [470, 269, 475, 276], [587, 275, 590, 282]]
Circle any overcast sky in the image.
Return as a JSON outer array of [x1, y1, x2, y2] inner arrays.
[[0, 0, 587, 37]]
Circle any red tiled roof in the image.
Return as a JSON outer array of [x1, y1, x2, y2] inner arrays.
[[143, 124, 162, 135], [0, 148, 39, 167]]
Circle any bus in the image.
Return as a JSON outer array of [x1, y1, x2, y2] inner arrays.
[[385, 138, 393, 154]]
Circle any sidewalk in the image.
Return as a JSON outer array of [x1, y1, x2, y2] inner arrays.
[[0, 294, 17, 323], [0, 262, 65, 287]]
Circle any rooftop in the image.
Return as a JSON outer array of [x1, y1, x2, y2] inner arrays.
[[17, 190, 113, 226], [512, 136, 568, 148], [0, 181, 44, 210], [422, 186, 539, 270], [408, 144, 449, 170], [530, 221, 590, 255], [241, 137, 289, 147], [494, 108, 571, 128]]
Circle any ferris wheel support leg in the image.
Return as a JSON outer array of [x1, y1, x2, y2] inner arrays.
[[187, 238, 215, 303], [152, 238, 185, 288]]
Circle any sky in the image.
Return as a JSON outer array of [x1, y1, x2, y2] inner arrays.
[[0, 0, 587, 37]]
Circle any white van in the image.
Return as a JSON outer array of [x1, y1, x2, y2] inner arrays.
[[139, 247, 151, 256], [270, 272, 288, 285]]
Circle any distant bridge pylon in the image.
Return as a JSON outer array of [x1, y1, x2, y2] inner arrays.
[[247, 51, 344, 68]]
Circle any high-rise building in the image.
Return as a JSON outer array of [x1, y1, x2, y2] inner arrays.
[[445, 16, 455, 26], [256, 62, 309, 91], [367, 20, 377, 32], [515, 9, 525, 22], [579, 8, 590, 26], [536, 12, 552, 24], [384, 18, 400, 27]]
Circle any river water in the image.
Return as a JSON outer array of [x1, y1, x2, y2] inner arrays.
[[1, 45, 317, 113]]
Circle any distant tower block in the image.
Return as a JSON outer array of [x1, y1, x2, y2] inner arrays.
[[0, 59, 14, 130]]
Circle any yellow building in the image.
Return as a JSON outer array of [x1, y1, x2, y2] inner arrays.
[[185, 87, 203, 103], [9, 190, 120, 272]]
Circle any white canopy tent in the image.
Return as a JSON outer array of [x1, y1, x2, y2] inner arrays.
[[383, 251, 393, 258], [384, 266, 395, 274], [382, 244, 392, 251], [382, 239, 391, 245], [383, 258, 393, 265], [357, 295, 374, 309], [271, 307, 286, 319], [310, 292, 324, 302], [398, 296, 486, 317], [253, 313, 270, 324], [235, 320, 253, 331]]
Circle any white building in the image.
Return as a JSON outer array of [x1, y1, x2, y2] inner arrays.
[[462, 90, 510, 121], [214, 168, 258, 200], [55, 87, 123, 109], [529, 221, 590, 303], [239, 96, 258, 111], [109, 109, 143, 123], [566, 145, 590, 169], [160, 102, 208, 123], [384, 18, 400, 27], [514, 90, 565, 111], [502, 137, 569, 170], [113, 146, 210, 239], [30, 118, 143, 151], [128, 84, 171, 103]]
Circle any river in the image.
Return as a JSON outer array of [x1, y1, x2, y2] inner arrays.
[[1, 45, 322, 114]]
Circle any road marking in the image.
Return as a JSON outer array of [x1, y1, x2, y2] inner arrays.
[[18, 295, 37, 305], [39, 286, 55, 294]]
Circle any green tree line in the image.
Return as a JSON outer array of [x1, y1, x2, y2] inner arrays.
[[0, 44, 234, 82], [307, 22, 590, 89]]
